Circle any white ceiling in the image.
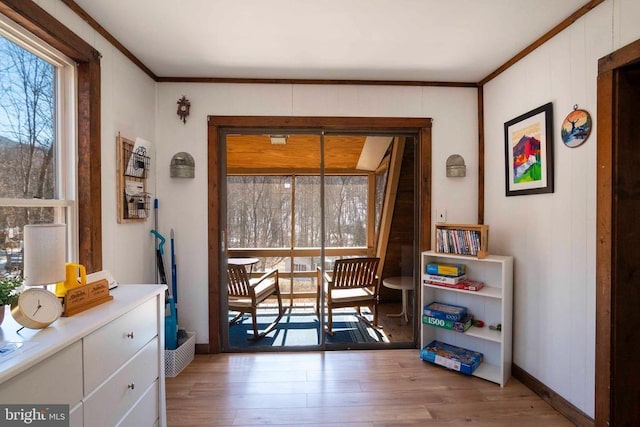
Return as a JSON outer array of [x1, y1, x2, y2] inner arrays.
[[72, 0, 591, 82]]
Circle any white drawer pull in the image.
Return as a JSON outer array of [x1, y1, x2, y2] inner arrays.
[[127, 383, 135, 390], [126, 332, 134, 339]]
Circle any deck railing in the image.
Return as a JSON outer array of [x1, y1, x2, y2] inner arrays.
[[227, 247, 374, 306]]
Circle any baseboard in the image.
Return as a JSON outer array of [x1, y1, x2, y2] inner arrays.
[[512, 363, 594, 427], [195, 343, 210, 354]]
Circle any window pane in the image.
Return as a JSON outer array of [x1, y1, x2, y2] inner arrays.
[[1, 206, 56, 277], [294, 176, 320, 248], [375, 163, 389, 245], [227, 176, 291, 248], [324, 176, 368, 247], [0, 35, 57, 200]]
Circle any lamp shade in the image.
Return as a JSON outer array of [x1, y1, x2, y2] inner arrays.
[[23, 224, 66, 287]]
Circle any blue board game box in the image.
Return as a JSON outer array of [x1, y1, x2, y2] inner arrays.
[[420, 340, 483, 375], [426, 263, 466, 277], [423, 302, 467, 321]]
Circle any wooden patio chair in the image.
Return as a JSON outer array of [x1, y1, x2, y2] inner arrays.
[[227, 264, 284, 340], [316, 257, 381, 335]]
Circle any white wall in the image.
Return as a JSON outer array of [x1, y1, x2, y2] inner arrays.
[[483, 0, 640, 418], [155, 83, 479, 343], [35, 0, 158, 284]]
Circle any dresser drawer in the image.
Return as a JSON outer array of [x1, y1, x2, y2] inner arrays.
[[0, 340, 82, 405], [84, 337, 159, 427], [117, 380, 159, 427], [83, 296, 158, 392]]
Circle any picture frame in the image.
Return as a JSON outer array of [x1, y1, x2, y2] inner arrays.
[[561, 106, 592, 148], [504, 102, 554, 196]]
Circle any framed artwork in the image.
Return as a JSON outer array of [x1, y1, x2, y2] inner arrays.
[[504, 102, 554, 196], [561, 107, 592, 148]]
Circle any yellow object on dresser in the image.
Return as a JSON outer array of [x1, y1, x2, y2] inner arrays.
[[54, 262, 87, 298]]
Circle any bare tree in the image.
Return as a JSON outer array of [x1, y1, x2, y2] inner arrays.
[[0, 36, 55, 226]]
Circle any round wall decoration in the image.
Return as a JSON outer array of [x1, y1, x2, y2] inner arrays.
[[561, 105, 592, 148]]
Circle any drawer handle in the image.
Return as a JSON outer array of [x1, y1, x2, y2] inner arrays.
[[126, 332, 134, 339], [127, 383, 135, 390]]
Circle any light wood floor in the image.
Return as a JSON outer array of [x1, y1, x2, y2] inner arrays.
[[376, 302, 414, 342], [166, 349, 572, 426]]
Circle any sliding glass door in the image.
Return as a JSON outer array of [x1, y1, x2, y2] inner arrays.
[[222, 130, 416, 351]]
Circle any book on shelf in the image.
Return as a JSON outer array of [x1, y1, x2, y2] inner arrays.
[[424, 273, 467, 284], [425, 263, 466, 277], [424, 278, 485, 292], [423, 302, 467, 322], [422, 314, 473, 332], [420, 340, 483, 375], [436, 228, 482, 256]]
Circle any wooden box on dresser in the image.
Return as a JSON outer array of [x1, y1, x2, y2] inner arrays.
[[421, 251, 513, 386], [0, 285, 167, 427]]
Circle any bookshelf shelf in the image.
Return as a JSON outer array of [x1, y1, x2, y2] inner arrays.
[[465, 326, 503, 343], [420, 251, 513, 386], [435, 223, 489, 259], [423, 283, 503, 299]]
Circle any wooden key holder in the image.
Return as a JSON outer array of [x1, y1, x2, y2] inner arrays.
[[62, 278, 114, 317]]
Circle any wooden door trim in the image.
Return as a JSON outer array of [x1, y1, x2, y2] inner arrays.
[[595, 37, 640, 426], [207, 116, 432, 352]]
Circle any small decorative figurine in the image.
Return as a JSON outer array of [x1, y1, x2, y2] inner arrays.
[[177, 95, 190, 124]]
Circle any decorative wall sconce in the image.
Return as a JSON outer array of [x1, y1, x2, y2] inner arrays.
[[176, 96, 190, 124], [446, 154, 466, 177], [170, 152, 195, 178]]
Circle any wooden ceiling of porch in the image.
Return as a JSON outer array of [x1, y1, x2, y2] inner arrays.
[[226, 134, 367, 172]]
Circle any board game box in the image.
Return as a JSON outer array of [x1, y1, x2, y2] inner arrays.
[[423, 302, 467, 321], [420, 340, 483, 375], [422, 314, 473, 332], [424, 273, 467, 284], [424, 278, 485, 292], [426, 263, 466, 277]]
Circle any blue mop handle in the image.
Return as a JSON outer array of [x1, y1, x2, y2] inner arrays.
[[170, 229, 177, 303]]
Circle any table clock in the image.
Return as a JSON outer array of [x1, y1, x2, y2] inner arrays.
[[11, 287, 62, 329]]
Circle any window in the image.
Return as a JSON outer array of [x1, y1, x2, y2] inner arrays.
[[0, 17, 76, 278], [294, 176, 320, 248], [227, 174, 369, 250], [374, 155, 390, 247], [324, 175, 368, 248], [227, 176, 292, 249]]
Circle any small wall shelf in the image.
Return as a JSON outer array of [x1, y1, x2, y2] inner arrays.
[[116, 135, 150, 223], [435, 223, 489, 259]]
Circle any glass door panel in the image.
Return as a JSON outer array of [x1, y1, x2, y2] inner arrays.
[[224, 133, 322, 349]]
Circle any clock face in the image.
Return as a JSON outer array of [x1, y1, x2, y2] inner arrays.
[[14, 288, 62, 328]]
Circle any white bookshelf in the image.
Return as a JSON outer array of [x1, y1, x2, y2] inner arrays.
[[420, 251, 513, 386]]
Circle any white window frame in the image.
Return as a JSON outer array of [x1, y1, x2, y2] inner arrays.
[[0, 14, 78, 263]]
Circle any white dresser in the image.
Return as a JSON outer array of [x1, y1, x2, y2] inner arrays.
[[0, 285, 167, 427]]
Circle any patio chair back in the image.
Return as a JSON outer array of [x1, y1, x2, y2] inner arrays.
[[331, 257, 380, 290]]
